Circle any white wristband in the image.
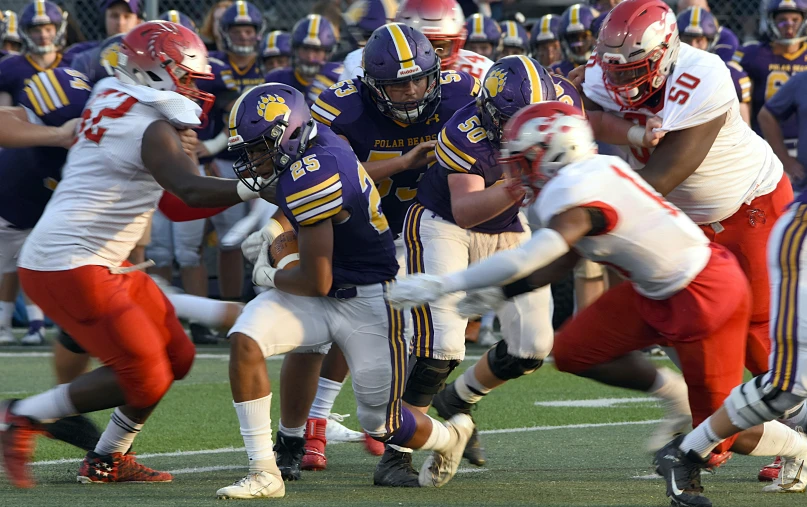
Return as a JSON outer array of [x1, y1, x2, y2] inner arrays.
[[201, 130, 229, 156], [276, 253, 300, 269], [237, 180, 261, 202], [263, 218, 285, 244], [627, 125, 645, 147]]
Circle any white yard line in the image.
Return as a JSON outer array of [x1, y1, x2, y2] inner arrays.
[[534, 397, 658, 408]]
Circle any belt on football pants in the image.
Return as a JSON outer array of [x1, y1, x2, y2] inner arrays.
[[327, 286, 358, 299], [326, 282, 389, 300]]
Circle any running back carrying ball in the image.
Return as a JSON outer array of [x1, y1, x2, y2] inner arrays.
[[269, 231, 300, 269]]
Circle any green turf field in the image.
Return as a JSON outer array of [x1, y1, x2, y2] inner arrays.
[[0, 343, 795, 507]]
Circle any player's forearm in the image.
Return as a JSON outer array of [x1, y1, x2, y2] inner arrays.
[[739, 103, 752, 126], [451, 184, 518, 229], [170, 175, 258, 208], [273, 266, 332, 297], [0, 108, 66, 148], [587, 110, 635, 146], [363, 158, 406, 181], [758, 106, 791, 162]]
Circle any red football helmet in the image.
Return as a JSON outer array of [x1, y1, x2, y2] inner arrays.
[[394, 0, 466, 70], [116, 21, 215, 121], [499, 101, 596, 202], [597, 0, 680, 108]]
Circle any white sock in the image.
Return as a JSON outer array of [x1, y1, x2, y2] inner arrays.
[[278, 422, 305, 439], [168, 294, 238, 328], [12, 384, 77, 423], [420, 415, 453, 453], [25, 304, 44, 323], [234, 393, 275, 472], [649, 367, 691, 416], [0, 300, 14, 328], [750, 421, 807, 458], [308, 377, 343, 419], [480, 312, 495, 329], [679, 416, 723, 458], [455, 368, 491, 405], [94, 408, 143, 455], [782, 402, 807, 430]]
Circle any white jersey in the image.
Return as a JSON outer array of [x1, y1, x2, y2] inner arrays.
[[530, 155, 711, 299], [337, 47, 494, 82], [583, 43, 783, 225], [18, 78, 202, 271]]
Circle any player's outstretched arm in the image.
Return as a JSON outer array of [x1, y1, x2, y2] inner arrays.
[[143, 120, 260, 208], [639, 112, 726, 196], [448, 173, 522, 229], [272, 218, 334, 297], [0, 106, 77, 149]]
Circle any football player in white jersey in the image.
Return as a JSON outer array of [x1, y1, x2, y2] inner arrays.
[[385, 102, 795, 494], [579, 0, 792, 458], [0, 21, 267, 489]]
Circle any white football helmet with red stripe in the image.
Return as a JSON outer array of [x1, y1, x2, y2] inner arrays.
[[394, 0, 466, 70]]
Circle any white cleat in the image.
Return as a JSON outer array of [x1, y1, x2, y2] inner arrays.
[[647, 367, 692, 452], [20, 327, 45, 346], [325, 413, 364, 443], [216, 470, 285, 499], [0, 326, 16, 346], [477, 327, 497, 348], [419, 413, 474, 488], [762, 457, 806, 493]]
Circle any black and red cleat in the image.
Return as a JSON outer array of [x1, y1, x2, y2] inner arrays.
[[77, 451, 172, 483], [0, 399, 45, 488]]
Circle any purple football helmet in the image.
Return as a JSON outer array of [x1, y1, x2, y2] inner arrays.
[[344, 0, 397, 46], [559, 3, 597, 64], [1, 11, 22, 47], [291, 14, 336, 77], [531, 14, 560, 48], [766, 0, 807, 45], [159, 10, 197, 32], [677, 8, 719, 51], [19, 0, 68, 54], [261, 30, 291, 58], [500, 21, 529, 52], [477, 55, 556, 145], [218, 1, 265, 56], [228, 83, 318, 190], [464, 13, 501, 58], [362, 23, 441, 124]]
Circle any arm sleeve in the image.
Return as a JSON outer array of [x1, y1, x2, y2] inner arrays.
[[158, 192, 230, 222]]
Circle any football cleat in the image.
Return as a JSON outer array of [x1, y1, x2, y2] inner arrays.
[[216, 470, 285, 499], [325, 413, 364, 442], [43, 414, 101, 452], [0, 326, 16, 346], [20, 322, 45, 346], [364, 432, 385, 456], [432, 381, 487, 466], [77, 451, 172, 483], [704, 450, 732, 471], [374, 446, 420, 487], [419, 413, 475, 488], [189, 322, 220, 345], [762, 457, 806, 493], [0, 399, 44, 488], [301, 417, 327, 471], [760, 456, 783, 482], [654, 435, 712, 507], [274, 432, 305, 481]]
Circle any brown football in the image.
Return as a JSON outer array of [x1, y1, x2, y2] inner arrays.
[[269, 231, 300, 270]]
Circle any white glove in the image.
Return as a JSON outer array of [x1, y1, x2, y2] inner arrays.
[[387, 273, 448, 310], [221, 212, 261, 249], [241, 218, 284, 264], [252, 239, 278, 288], [457, 287, 507, 318]]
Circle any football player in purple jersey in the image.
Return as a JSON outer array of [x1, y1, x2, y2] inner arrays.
[[264, 14, 344, 106], [464, 13, 501, 60], [307, 22, 480, 484], [530, 14, 562, 67], [550, 3, 597, 77], [216, 83, 474, 499], [0, 1, 68, 107], [0, 11, 22, 58], [498, 20, 528, 58], [261, 30, 291, 71]]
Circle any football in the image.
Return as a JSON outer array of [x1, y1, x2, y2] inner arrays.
[[269, 231, 300, 269]]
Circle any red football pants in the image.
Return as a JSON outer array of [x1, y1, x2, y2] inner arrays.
[[19, 265, 195, 409], [699, 175, 794, 375], [553, 244, 751, 452]]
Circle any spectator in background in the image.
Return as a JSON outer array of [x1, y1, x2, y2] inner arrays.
[[63, 0, 141, 65], [200, 0, 232, 52], [759, 71, 807, 189]]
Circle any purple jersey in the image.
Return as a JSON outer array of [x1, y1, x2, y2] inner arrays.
[[734, 41, 807, 147], [714, 26, 739, 63], [0, 68, 91, 228], [276, 125, 398, 286], [264, 62, 344, 106], [311, 70, 480, 236], [549, 59, 576, 78], [727, 60, 751, 105], [197, 56, 245, 161], [0, 54, 67, 105], [209, 51, 266, 94], [62, 41, 99, 65], [551, 74, 584, 109], [417, 100, 521, 233]]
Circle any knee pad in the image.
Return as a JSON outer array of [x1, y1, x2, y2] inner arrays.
[[725, 375, 806, 429], [402, 357, 460, 407], [356, 404, 387, 438], [57, 330, 86, 354], [487, 340, 543, 381]]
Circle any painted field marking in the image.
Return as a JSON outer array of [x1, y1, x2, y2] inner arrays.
[[534, 397, 659, 408]]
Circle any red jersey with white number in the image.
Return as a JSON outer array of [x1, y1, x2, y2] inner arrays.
[[454, 49, 493, 80], [583, 43, 783, 225], [18, 77, 202, 271], [530, 155, 711, 299]]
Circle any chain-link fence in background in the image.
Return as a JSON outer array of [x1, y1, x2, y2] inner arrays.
[[4, 0, 768, 49]]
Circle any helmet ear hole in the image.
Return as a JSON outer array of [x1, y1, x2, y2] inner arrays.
[[146, 71, 164, 82]]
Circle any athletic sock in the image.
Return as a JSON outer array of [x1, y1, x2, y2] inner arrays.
[[649, 367, 691, 416], [94, 407, 143, 455], [421, 415, 453, 453], [0, 300, 14, 328], [12, 384, 77, 423], [679, 416, 723, 458], [233, 393, 275, 473], [308, 377, 343, 419], [25, 304, 44, 330], [455, 368, 491, 405], [278, 423, 305, 439]]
